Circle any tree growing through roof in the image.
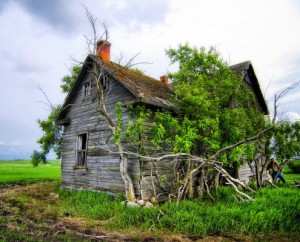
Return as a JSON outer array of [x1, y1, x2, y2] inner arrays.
[[31, 65, 81, 167]]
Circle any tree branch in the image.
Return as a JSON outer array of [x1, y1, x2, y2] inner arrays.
[[210, 127, 273, 160]]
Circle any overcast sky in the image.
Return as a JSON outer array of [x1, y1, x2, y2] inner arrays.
[[0, 0, 300, 160]]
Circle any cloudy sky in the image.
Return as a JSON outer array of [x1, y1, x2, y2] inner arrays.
[[0, 0, 300, 160]]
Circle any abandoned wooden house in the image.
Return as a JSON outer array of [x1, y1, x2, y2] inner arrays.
[[56, 41, 269, 200]]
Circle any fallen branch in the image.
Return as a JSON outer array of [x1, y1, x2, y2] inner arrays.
[[225, 177, 254, 201]]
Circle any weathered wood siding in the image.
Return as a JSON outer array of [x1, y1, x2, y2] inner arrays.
[[61, 72, 141, 195], [238, 157, 268, 183], [138, 121, 175, 200], [238, 161, 254, 183]]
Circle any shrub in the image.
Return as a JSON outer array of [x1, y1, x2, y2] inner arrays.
[[287, 160, 300, 173], [31, 150, 46, 167]]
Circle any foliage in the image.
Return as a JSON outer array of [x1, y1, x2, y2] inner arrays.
[[287, 160, 300, 173], [164, 44, 265, 160], [123, 44, 266, 166], [36, 105, 62, 160], [271, 121, 300, 163], [114, 102, 123, 145], [0, 160, 60, 183], [115, 104, 153, 153], [60, 65, 81, 93], [31, 150, 46, 167], [32, 65, 81, 166]]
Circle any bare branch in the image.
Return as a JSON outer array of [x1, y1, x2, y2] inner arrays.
[[83, 5, 97, 54], [37, 86, 55, 111], [213, 163, 255, 193], [225, 177, 254, 201], [277, 80, 300, 100], [273, 80, 300, 122]]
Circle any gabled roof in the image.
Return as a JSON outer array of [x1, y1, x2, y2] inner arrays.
[[89, 55, 175, 109], [57, 54, 175, 122], [230, 61, 269, 115], [230, 61, 252, 75], [57, 55, 269, 123]]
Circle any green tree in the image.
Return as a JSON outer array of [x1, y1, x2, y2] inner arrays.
[[31, 65, 81, 166], [116, 44, 267, 200], [60, 65, 82, 93], [272, 121, 300, 164], [152, 44, 266, 163]]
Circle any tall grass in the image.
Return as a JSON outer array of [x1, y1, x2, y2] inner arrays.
[[59, 186, 300, 238], [1, 160, 298, 239], [59, 189, 124, 220], [0, 160, 61, 184]]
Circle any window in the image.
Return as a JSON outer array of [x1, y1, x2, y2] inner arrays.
[[76, 133, 88, 167], [83, 81, 91, 97], [100, 76, 109, 92]]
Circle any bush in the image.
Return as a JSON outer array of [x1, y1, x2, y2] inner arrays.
[[31, 150, 46, 167], [287, 160, 300, 173]]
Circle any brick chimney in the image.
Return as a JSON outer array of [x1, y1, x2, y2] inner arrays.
[[160, 75, 169, 84], [96, 40, 111, 62]]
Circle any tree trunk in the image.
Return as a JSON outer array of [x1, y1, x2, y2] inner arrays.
[[93, 63, 136, 202], [254, 159, 261, 188], [119, 148, 136, 202]]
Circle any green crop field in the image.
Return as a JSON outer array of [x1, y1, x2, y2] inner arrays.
[[0, 160, 61, 184]]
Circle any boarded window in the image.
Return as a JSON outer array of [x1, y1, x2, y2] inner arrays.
[[76, 133, 88, 167]]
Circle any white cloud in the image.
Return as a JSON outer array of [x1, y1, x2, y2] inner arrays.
[[1, 0, 300, 159], [0, 140, 21, 146], [283, 112, 300, 122]]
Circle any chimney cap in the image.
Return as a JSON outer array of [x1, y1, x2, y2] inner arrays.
[[97, 39, 111, 47]]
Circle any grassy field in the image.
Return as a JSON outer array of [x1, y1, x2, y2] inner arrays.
[[0, 160, 299, 241], [0, 160, 61, 184], [283, 161, 300, 184]]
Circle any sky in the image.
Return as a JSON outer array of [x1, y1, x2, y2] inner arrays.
[[0, 0, 300, 160]]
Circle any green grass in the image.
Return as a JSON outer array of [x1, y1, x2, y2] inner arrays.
[[0, 160, 299, 240], [58, 186, 300, 239], [283, 165, 300, 185], [0, 160, 61, 184]]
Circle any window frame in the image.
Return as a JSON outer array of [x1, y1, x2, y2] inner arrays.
[[75, 132, 88, 168], [83, 81, 92, 97], [100, 75, 109, 92]]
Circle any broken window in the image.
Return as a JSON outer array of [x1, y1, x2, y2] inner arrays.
[[76, 133, 88, 167]]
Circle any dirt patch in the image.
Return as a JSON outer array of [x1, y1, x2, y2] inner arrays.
[[0, 182, 249, 242]]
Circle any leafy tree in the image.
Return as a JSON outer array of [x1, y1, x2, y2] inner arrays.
[[149, 44, 266, 164], [60, 65, 82, 93], [114, 44, 268, 200], [261, 119, 300, 175], [31, 150, 46, 167], [31, 65, 81, 166]]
